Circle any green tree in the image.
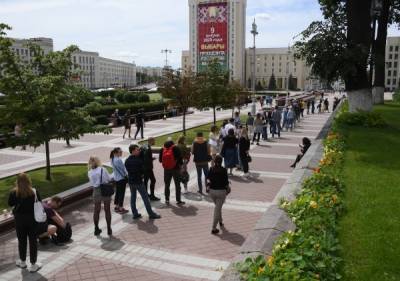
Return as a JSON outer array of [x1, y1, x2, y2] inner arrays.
[[0, 24, 110, 180], [255, 81, 263, 91], [268, 74, 277, 90], [288, 74, 297, 90], [224, 80, 247, 117], [196, 59, 230, 124], [159, 68, 197, 135]]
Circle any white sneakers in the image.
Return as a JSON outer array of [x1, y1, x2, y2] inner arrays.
[[28, 263, 42, 273], [16, 260, 42, 273], [15, 260, 27, 268]]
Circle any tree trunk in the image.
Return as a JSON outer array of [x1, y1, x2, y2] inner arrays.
[[182, 108, 186, 136], [213, 107, 216, 125], [45, 140, 51, 181], [345, 0, 373, 112], [66, 138, 70, 147], [373, 0, 390, 104]]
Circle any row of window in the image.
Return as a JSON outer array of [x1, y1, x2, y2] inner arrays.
[[387, 78, 397, 85], [389, 45, 399, 52]]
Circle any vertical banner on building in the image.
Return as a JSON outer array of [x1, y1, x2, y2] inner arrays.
[[197, 2, 228, 72]]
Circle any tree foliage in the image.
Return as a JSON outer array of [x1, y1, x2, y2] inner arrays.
[[268, 74, 277, 90], [0, 23, 110, 180]]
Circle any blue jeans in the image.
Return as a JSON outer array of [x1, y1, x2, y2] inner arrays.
[[129, 183, 156, 217], [196, 164, 209, 193]]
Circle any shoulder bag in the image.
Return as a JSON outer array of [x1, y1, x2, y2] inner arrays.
[[100, 168, 115, 197], [33, 188, 47, 223]]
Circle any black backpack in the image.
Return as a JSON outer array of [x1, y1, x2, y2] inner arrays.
[[53, 222, 72, 244]]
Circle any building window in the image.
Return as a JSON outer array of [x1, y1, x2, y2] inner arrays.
[[390, 46, 393, 52], [396, 54, 399, 59], [394, 70, 397, 76], [393, 79, 397, 85], [387, 79, 391, 85], [396, 46, 399, 52], [395, 62, 398, 68], [388, 70, 392, 76], [388, 62, 392, 67], [389, 54, 393, 59]]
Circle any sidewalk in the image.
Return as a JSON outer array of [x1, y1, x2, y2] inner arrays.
[[0, 105, 332, 281]]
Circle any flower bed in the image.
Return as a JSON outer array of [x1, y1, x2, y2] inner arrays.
[[236, 130, 345, 280]]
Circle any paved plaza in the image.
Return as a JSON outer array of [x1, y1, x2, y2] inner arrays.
[[0, 104, 332, 281]]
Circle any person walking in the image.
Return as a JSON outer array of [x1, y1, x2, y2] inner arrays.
[[88, 157, 113, 236], [191, 132, 211, 194], [8, 173, 42, 272], [245, 112, 255, 138], [209, 125, 220, 163], [221, 128, 238, 175], [125, 144, 161, 219], [233, 112, 241, 128], [282, 107, 289, 131], [122, 110, 131, 139], [206, 155, 230, 235], [324, 98, 330, 113], [141, 137, 160, 201], [110, 148, 129, 214], [311, 99, 315, 114], [252, 113, 263, 145], [134, 109, 145, 140], [176, 136, 191, 193], [159, 140, 185, 205], [239, 128, 251, 178]]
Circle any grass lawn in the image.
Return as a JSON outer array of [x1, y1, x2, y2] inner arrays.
[[339, 103, 400, 281], [148, 93, 163, 102], [145, 115, 247, 147], [0, 165, 89, 211]]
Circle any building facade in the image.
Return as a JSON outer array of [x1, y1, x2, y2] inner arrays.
[[187, 0, 247, 84], [10, 37, 136, 90], [385, 37, 400, 91]]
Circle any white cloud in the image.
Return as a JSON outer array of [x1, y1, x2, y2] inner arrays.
[[252, 13, 272, 21]]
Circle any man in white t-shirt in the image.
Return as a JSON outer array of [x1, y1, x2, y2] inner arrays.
[[224, 118, 236, 136]]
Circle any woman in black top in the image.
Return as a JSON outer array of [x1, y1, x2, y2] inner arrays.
[[239, 128, 251, 177], [207, 155, 230, 235], [8, 173, 42, 272], [290, 137, 312, 168], [221, 129, 238, 175]]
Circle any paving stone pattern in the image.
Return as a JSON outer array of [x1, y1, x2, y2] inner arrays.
[[0, 102, 333, 280]]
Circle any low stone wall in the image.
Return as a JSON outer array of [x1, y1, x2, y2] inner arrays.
[[220, 101, 344, 281]]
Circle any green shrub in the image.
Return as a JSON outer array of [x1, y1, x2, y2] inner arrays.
[[137, 93, 150, 103], [123, 92, 138, 103], [335, 111, 386, 128], [394, 92, 400, 103], [95, 115, 109, 125]]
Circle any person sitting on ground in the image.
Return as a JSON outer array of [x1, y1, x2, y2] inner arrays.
[[37, 196, 72, 245], [290, 137, 312, 168]]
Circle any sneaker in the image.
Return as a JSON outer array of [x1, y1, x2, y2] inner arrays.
[[28, 263, 42, 273], [133, 214, 142, 220], [177, 201, 185, 205], [149, 213, 161, 220], [211, 229, 220, 235], [107, 227, 113, 236], [16, 260, 27, 269], [165, 199, 170, 205]]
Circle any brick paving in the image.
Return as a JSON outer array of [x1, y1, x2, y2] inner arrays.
[[0, 101, 334, 280]]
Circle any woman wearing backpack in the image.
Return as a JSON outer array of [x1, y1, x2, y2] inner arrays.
[[207, 155, 230, 235], [8, 173, 42, 272], [110, 148, 129, 214], [88, 156, 113, 236]]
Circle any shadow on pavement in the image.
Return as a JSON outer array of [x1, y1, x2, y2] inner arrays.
[[136, 219, 158, 234], [218, 227, 245, 246], [170, 204, 198, 217], [97, 236, 125, 251]]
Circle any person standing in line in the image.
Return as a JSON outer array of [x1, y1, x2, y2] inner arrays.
[[122, 110, 132, 139], [282, 107, 289, 131], [252, 113, 263, 145], [299, 100, 305, 118], [221, 128, 238, 175], [176, 136, 191, 193], [307, 100, 311, 115], [233, 112, 241, 128], [134, 109, 145, 140], [8, 173, 42, 272], [141, 137, 160, 201], [311, 99, 315, 114], [317, 101, 322, 114], [88, 157, 113, 236], [110, 148, 129, 214], [245, 112, 255, 138], [239, 128, 251, 178], [125, 144, 161, 219], [209, 125, 220, 164], [159, 139, 185, 205], [271, 106, 282, 138], [206, 155, 230, 235], [324, 98, 330, 113], [224, 118, 236, 137], [191, 132, 211, 194], [286, 107, 295, 131], [219, 120, 228, 140]]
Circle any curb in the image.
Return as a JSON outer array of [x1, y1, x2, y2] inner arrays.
[[219, 100, 344, 281]]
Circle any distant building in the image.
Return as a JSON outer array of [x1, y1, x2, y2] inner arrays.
[[187, 0, 247, 85], [385, 37, 400, 91], [136, 66, 163, 78], [9, 37, 136, 90]]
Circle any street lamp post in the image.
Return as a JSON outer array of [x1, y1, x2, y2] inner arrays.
[[370, 0, 383, 86], [251, 19, 258, 115], [286, 45, 292, 106]]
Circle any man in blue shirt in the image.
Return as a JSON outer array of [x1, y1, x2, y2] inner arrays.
[[125, 144, 161, 220]]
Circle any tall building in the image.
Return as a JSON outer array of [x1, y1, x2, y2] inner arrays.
[[10, 37, 54, 63], [385, 37, 400, 91], [187, 0, 247, 84]]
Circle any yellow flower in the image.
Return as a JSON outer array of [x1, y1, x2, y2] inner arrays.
[[310, 201, 318, 209], [267, 256, 274, 267], [257, 266, 265, 275], [332, 194, 338, 204]]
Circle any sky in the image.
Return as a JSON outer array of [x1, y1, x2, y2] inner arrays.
[[1, 0, 400, 68]]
